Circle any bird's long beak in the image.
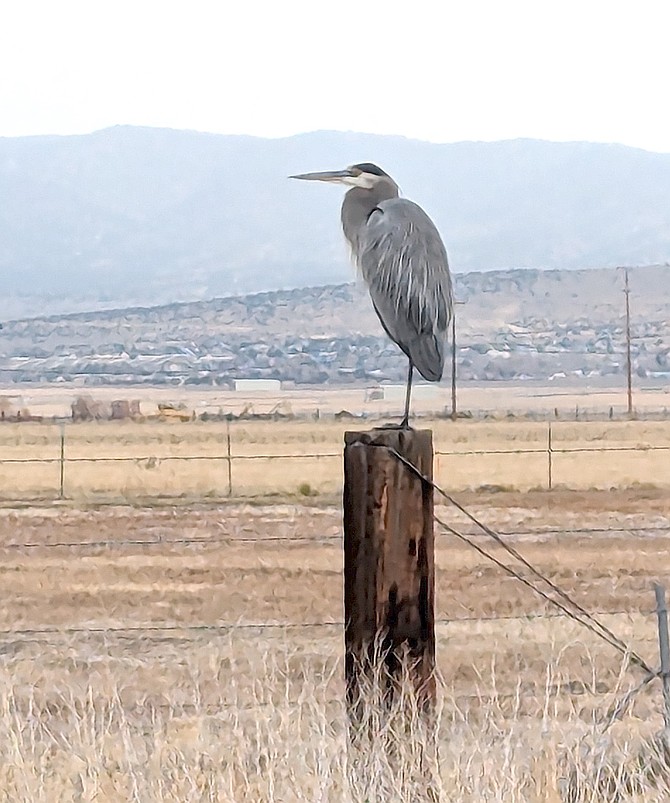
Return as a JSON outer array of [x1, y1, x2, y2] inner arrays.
[[289, 169, 354, 182]]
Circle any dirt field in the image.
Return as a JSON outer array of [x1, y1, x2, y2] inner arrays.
[[0, 490, 669, 800], [4, 380, 670, 420]]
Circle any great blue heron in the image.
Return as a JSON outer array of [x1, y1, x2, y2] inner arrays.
[[290, 162, 453, 427]]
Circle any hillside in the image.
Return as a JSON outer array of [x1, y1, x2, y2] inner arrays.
[[0, 266, 668, 386], [2, 127, 670, 319]]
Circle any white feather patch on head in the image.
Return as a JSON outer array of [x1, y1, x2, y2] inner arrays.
[[341, 172, 379, 190]]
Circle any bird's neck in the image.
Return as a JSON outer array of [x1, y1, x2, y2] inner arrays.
[[341, 184, 399, 249], [346, 182, 399, 208]]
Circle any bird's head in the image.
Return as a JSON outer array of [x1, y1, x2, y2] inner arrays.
[[290, 162, 392, 190]]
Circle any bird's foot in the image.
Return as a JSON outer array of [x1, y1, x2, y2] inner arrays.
[[373, 418, 412, 431]]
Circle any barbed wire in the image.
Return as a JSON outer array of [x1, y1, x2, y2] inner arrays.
[[0, 534, 344, 549], [0, 453, 340, 465], [1, 442, 670, 466], [367, 442, 657, 677], [0, 522, 668, 552], [0, 430, 666, 723], [0, 610, 655, 640], [377, 441, 665, 727], [436, 514, 655, 673]]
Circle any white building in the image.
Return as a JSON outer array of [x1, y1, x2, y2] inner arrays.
[[234, 379, 282, 393]]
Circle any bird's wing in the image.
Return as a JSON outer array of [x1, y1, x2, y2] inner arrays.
[[355, 198, 453, 381]]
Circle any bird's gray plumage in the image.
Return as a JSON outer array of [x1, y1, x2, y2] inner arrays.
[[344, 192, 452, 382], [290, 162, 453, 426]]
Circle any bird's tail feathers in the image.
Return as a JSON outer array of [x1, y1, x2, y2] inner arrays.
[[409, 334, 444, 382]]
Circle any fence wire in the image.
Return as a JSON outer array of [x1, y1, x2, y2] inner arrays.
[[0, 610, 655, 641], [2, 445, 670, 465], [360, 441, 670, 731], [0, 522, 668, 552], [1, 429, 668, 727], [2, 421, 670, 502], [369, 442, 658, 679]]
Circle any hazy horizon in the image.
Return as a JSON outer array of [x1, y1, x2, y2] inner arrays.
[[3, 1, 670, 151], [1, 127, 669, 320], [5, 124, 670, 157]]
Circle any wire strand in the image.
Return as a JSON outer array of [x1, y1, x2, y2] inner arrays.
[[434, 514, 650, 668], [0, 611, 656, 639], [371, 442, 656, 676], [0, 523, 667, 552], [1, 443, 669, 465]]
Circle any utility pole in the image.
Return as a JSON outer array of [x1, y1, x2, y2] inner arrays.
[[450, 308, 457, 420], [450, 300, 466, 421], [623, 268, 633, 418]]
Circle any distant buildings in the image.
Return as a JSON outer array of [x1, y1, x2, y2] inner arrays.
[[234, 379, 282, 393]]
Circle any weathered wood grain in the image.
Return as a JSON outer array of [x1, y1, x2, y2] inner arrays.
[[343, 428, 435, 712]]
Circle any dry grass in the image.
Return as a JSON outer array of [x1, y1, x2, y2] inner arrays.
[[0, 417, 669, 499], [0, 494, 668, 799], [1, 639, 669, 802], [8, 381, 670, 421]]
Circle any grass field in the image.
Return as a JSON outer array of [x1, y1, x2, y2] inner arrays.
[[5, 380, 670, 421], [0, 417, 669, 499], [0, 490, 669, 800], [0, 410, 669, 799]]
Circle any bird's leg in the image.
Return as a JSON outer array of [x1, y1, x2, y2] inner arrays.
[[373, 362, 414, 430], [400, 361, 413, 429]]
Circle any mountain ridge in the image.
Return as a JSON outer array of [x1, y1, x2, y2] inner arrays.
[[2, 126, 670, 319], [1, 265, 668, 387]]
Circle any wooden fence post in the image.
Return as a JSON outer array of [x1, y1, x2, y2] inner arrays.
[[654, 584, 670, 732], [225, 417, 233, 497], [59, 424, 65, 500], [343, 428, 436, 717], [547, 422, 553, 491]]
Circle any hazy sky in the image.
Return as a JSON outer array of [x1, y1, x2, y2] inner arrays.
[[2, 0, 670, 152]]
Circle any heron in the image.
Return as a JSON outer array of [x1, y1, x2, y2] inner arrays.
[[290, 162, 453, 427]]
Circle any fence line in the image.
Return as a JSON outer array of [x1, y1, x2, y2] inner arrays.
[[0, 523, 668, 552], [1, 419, 670, 499], [2, 439, 667, 727], [0, 610, 656, 640], [363, 440, 670, 732], [374, 441, 655, 674], [4, 445, 670, 464]]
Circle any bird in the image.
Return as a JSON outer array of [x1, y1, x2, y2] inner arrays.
[[290, 162, 453, 427]]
